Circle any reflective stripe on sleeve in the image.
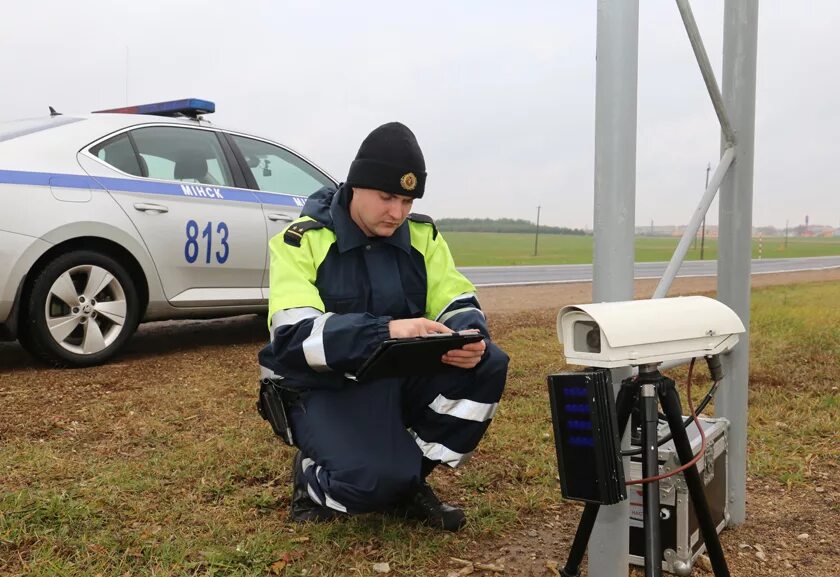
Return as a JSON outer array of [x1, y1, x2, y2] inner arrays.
[[259, 364, 282, 379], [428, 394, 498, 423], [434, 292, 479, 321], [437, 306, 485, 325], [270, 307, 323, 340], [411, 432, 473, 467], [302, 312, 334, 372]]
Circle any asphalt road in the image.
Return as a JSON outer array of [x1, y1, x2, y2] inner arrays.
[[459, 255, 840, 287]]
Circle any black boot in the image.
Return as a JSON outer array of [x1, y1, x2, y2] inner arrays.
[[397, 482, 467, 532], [290, 451, 342, 523]]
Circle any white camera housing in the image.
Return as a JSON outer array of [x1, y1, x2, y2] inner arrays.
[[557, 296, 745, 368]]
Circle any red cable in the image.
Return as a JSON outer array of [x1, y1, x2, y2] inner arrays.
[[625, 358, 708, 486]]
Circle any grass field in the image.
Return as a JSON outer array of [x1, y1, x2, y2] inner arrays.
[[442, 233, 840, 266], [1, 281, 838, 576]]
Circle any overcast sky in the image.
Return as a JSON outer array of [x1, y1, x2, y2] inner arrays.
[[1, 1, 837, 229]]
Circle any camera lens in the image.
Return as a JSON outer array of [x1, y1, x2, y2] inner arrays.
[[586, 327, 601, 352]]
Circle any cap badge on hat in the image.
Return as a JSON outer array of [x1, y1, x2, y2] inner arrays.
[[400, 172, 417, 192]]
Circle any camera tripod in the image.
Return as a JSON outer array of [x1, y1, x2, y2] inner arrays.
[[560, 364, 730, 577]]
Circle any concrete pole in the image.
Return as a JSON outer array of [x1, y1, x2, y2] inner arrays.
[[590, 1, 639, 574], [717, 0, 759, 526]]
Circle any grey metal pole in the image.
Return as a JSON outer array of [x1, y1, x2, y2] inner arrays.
[[653, 148, 734, 298], [534, 205, 541, 257], [675, 0, 736, 146], [590, 1, 639, 574], [700, 162, 710, 260], [718, 0, 759, 526]]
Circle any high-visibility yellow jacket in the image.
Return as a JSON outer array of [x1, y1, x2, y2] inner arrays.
[[257, 185, 488, 390]]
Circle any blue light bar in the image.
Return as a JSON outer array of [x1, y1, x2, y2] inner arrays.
[[93, 98, 215, 118]]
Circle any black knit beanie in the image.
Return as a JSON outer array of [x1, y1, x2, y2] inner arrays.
[[346, 122, 427, 198]]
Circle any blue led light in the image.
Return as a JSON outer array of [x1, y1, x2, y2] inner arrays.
[[563, 387, 589, 397], [564, 403, 590, 414], [93, 98, 215, 117], [568, 436, 595, 447], [567, 419, 593, 431]]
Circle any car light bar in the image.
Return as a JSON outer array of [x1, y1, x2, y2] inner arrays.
[[93, 98, 215, 118]]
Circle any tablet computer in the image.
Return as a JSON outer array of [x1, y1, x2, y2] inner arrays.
[[355, 331, 485, 382]]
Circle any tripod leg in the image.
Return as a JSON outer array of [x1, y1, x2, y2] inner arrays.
[[561, 379, 638, 577], [560, 505, 598, 577], [658, 382, 731, 577], [641, 384, 662, 577]]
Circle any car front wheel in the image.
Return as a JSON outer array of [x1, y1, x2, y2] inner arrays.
[[20, 250, 141, 367]]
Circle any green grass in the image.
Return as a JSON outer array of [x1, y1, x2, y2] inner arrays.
[[741, 284, 840, 484], [1, 282, 838, 575], [442, 233, 840, 266]]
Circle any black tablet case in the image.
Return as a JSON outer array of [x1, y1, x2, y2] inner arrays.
[[355, 332, 484, 382]]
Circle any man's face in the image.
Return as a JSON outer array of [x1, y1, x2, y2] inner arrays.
[[349, 188, 414, 237]]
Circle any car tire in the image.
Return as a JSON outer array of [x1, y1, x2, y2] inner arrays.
[[19, 250, 141, 367]]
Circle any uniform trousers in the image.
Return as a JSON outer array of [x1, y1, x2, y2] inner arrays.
[[288, 342, 508, 514]]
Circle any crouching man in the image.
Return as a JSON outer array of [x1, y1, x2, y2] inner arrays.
[[257, 122, 508, 531]]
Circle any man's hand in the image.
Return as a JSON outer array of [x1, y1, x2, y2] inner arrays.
[[388, 320, 486, 370], [442, 337, 486, 370], [388, 318, 450, 338]]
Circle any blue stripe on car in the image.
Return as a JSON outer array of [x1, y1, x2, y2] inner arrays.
[[0, 169, 307, 208], [255, 191, 307, 207]]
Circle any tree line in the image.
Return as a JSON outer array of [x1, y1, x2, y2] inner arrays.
[[436, 218, 589, 236]]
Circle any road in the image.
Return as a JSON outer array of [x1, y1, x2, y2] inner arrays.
[[459, 255, 840, 287]]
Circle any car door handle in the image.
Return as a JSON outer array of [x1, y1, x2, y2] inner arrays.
[[133, 202, 169, 214], [267, 213, 294, 222]]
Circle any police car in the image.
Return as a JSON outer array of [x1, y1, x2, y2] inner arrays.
[[0, 98, 336, 367]]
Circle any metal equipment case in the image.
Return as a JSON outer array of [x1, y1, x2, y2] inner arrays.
[[628, 417, 729, 575]]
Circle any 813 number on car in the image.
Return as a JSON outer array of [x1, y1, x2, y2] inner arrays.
[[184, 220, 230, 264]]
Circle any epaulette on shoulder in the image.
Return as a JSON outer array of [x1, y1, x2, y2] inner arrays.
[[284, 219, 326, 247], [408, 213, 438, 239]]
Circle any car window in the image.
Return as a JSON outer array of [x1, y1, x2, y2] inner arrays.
[[90, 134, 144, 177], [229, 135, 332, 196], [130, 126, 233, 186]]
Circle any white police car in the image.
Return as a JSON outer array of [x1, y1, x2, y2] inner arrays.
[[0, 98, 336, 367]]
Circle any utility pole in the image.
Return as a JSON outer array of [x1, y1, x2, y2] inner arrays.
[[700, 162, 711, 260], [533, 205, 541, 256]]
